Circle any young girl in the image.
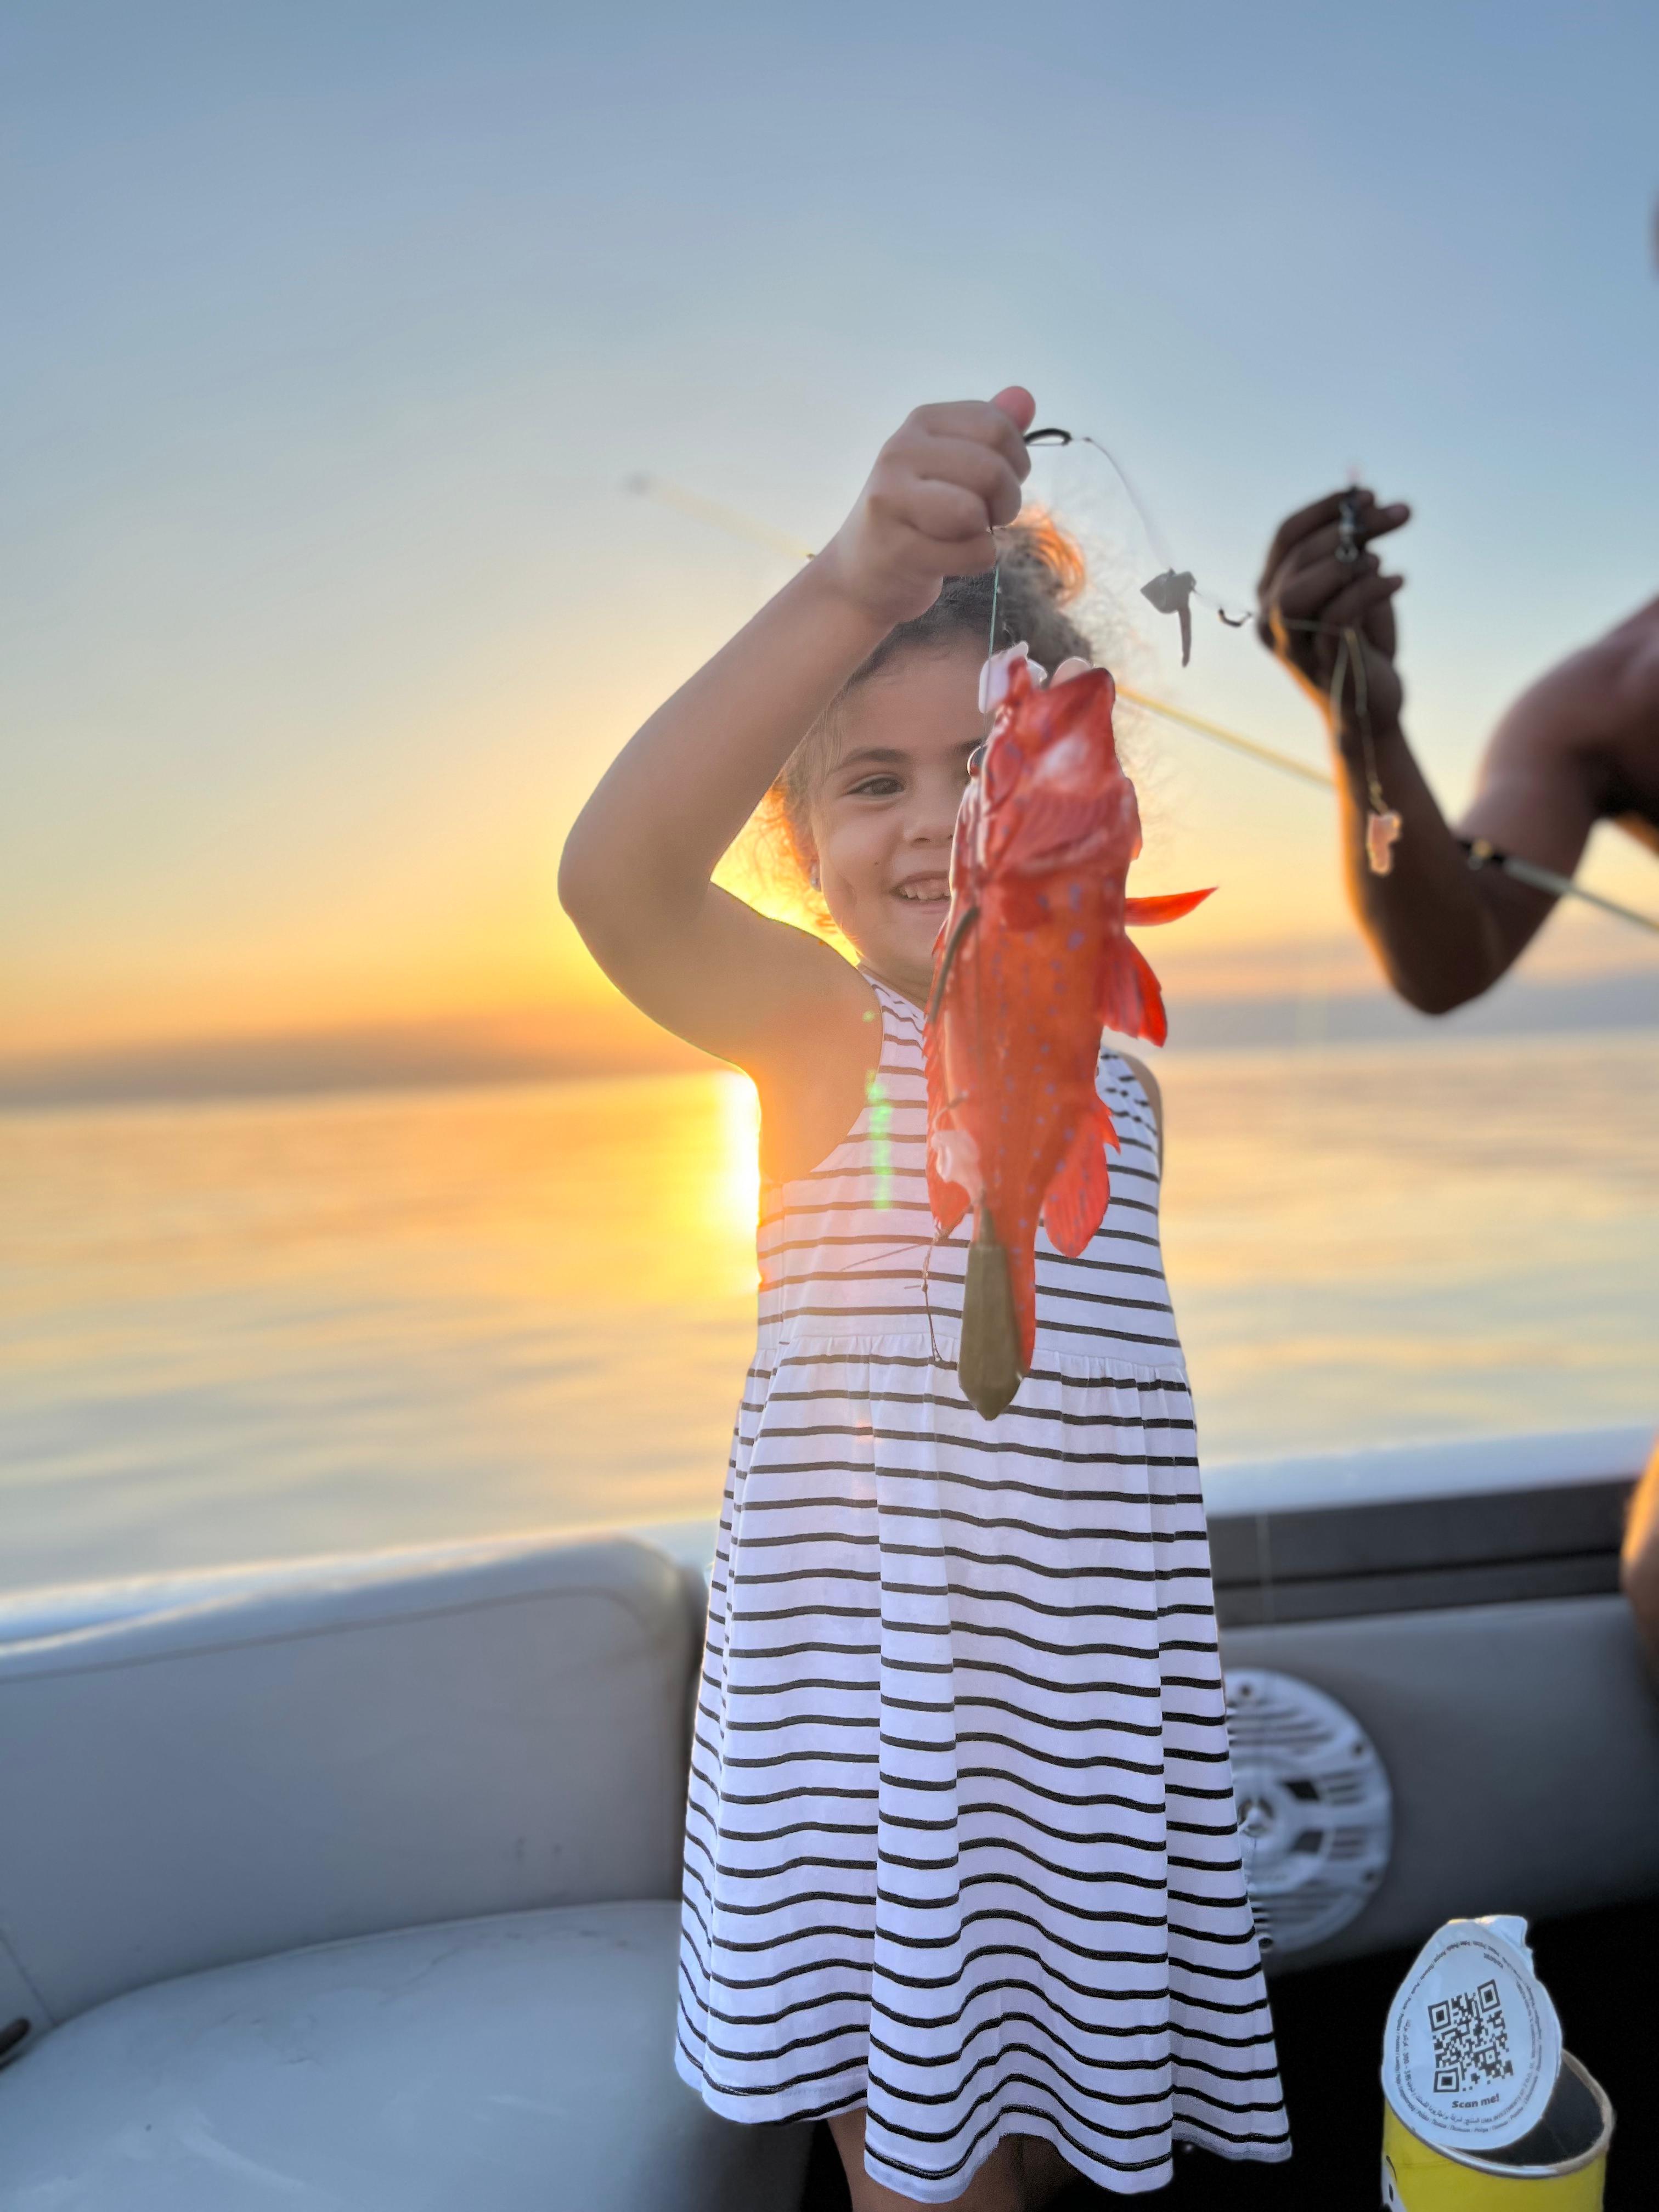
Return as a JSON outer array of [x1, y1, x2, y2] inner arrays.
[[560, 389, 1288, 2208]]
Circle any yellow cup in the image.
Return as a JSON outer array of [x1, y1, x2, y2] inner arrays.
[[1382, 2053, 1612, 2210]]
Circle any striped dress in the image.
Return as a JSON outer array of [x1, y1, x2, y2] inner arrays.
[[676, 975, 1289, 2200]]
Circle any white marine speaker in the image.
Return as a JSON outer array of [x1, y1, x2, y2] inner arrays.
[[1224, 1668, 1393, 1956]]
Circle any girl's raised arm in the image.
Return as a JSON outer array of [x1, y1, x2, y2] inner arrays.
[[557, 393, 1033, 1084]]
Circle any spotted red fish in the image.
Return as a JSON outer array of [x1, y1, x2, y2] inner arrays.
[[925, 646, 1211, 1419]]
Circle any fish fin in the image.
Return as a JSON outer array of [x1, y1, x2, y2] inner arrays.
[[1098, 936, 1171, 1048], [996, 787, 1117, 874], [932, 1183, 971, 1242], [927, 1131, 973, 1240], [1122, 887, 1214, 927], [1042, 1103, 1118, 1257]]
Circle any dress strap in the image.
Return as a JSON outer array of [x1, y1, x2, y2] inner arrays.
[[856, 967, 926, 1037]]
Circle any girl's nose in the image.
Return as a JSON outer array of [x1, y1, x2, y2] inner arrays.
[[906, 785, 964, 845], [905, 809, 957, 848]]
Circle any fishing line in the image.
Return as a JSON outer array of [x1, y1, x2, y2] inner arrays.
[[922, 1224, 958, 1380], [1327, 619, 1402, 874], [1113, 686, 1333, 789], [627, 471, 1659, 938], [1026, 427, 1173, 571], [817, 1221, 963, 1384], [1461, 841, 1659, 935], [1024, 425, 1254, 661], [927, 905, 980, 1025], [809, 1222, 961, 1370]]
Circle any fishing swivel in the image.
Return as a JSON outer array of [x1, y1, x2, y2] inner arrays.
[[1021, 425, 1249, 665]]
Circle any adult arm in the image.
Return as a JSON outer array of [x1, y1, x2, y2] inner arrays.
[[1259, 498, 1658, 1013]]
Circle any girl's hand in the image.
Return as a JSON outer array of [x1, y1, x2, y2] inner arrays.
[[1256, 486, 1411, 733], [817, 388, 1036, 629]]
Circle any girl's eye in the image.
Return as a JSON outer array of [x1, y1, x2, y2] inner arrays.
[[848, 775, 902, 798]]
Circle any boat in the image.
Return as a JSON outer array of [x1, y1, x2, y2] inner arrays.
[[0, 1422, 1655, 2209]]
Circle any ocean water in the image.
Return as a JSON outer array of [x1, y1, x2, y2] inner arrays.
[[3, 1030, 1656, 1598]]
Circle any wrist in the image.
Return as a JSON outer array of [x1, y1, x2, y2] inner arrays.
[[808, 534, 934, 641], [1331, 709, 1406, 765]]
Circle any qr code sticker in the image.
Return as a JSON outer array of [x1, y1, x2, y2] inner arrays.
[[1429, 1979, 1513, 2094]]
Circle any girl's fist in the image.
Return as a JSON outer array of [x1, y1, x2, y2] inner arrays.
[[819, 390, 1035, 628]]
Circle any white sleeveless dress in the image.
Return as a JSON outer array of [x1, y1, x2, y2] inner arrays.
[[676, 977, 1289, 2200]]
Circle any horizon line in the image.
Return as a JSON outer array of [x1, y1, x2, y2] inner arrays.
[[4, 967, 1657, 1114]]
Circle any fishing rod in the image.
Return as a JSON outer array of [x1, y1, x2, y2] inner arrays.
[[1114, 686, 1333, 791], [627, 472, 1659, 939], [625, 475, 816, 563], [1126, 696, 1658, 936], [1460, 840, 1659, 934], [628, 475, 1339, 787]]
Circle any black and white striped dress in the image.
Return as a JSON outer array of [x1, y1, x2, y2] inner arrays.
[[677, 977, 1289, 2199]]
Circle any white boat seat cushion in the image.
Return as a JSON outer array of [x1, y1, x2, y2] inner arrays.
[[0, 1536, 704, 2025], [0, 1902, 809, 2212]]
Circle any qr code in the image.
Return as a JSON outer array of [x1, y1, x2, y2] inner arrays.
[[1429, 1979, 1513, 2094]]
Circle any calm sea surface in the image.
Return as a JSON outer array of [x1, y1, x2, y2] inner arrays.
[[4, 1031, 1656, 1597]]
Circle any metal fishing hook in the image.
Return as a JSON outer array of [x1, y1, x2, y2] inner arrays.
[[1022, 426, 1254, 651]]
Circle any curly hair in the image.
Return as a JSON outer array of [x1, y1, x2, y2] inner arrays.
[[757, 512, 1098, 909]]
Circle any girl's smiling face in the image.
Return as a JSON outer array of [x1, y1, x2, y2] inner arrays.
[[805, 642, 985, 1004]]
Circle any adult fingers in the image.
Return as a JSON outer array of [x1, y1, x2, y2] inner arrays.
[[1258, 558, 1393, 659], [1318, 571, 1403, 635], [1365, 592, 1399, 660], [1256, 489, 1409, 594], [1257, 489, 1355, 591], [1277, 505, 1412, 573], [1268, 550, 1380, 625], [1258, 599, 1337, 668]]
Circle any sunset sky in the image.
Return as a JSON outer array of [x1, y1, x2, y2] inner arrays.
[[6, 0, 1657, 1071]]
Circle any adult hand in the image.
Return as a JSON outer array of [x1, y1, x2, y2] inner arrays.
[[819, 390, 1035, 629], [1257, 487, 1412, 733]]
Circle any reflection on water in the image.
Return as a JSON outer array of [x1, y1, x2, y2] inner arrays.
[[1159, 1034, 1658, 1448], [2, 1035, 1655, 1594]]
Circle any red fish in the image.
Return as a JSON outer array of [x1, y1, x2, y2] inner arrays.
[[925, 647, 1211, 1419]]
